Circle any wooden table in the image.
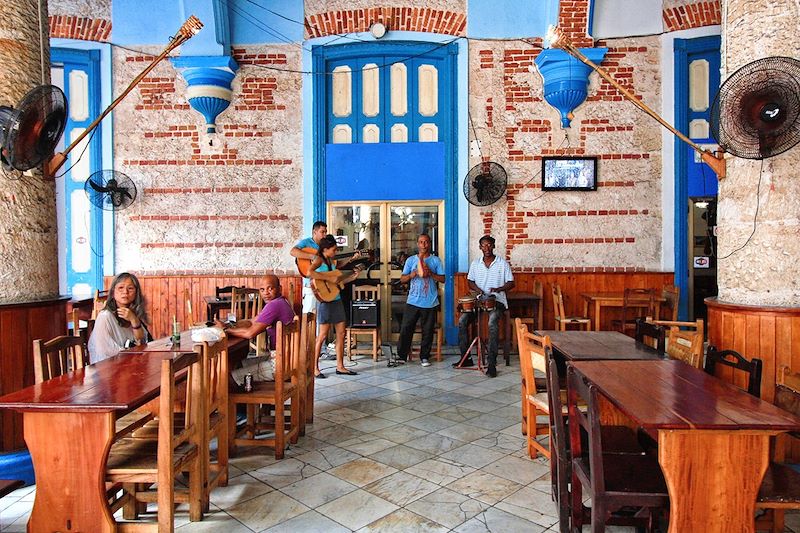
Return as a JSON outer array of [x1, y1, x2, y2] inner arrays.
[[507, 291, 543, 331], [204, 296, 232, 322], [580, 291, 666, 331], [0, 350, 195, 533], [540, 330, 663, 361], [571, 359, 800, 532]]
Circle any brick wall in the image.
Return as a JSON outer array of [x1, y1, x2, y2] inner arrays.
[[662, 1, 721, 32], [111, 43, 303, 275], [304, 6, 466, 38]]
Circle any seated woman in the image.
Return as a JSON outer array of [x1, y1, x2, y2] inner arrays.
[[88, 272, 149, 363]]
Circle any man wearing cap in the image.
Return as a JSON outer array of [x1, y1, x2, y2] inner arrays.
[[457, 235, 515, 377]]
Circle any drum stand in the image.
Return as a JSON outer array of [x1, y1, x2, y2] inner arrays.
[[453, 307, 486, 372]]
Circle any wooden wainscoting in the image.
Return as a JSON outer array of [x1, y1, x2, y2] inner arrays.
[[0, 297, 68, 451], [454, 271, 675, 331], [104, 274, 304, 340]]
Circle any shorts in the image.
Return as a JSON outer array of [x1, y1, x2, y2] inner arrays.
[[317, 300, 346, 325], [302, 286, 318, 314]]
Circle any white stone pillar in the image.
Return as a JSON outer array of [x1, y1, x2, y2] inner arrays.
[[0, 0, 59, 302], [717, 0, 800, 305]]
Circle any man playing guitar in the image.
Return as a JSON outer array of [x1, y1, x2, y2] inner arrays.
[[308, 235, 361, 378]]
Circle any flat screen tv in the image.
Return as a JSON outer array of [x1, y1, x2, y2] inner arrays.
[[541, 156, 598, 191]]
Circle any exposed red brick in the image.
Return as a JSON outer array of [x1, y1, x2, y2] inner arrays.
[[49, 15, 111, 42], [304, 7, 466, 38]]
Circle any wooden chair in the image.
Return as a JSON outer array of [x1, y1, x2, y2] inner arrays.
[[299, 312, 316, 429], [231, 287, 265, 355], [69, 307, 95, 343], [515, 318, 554, 459], [106, 352, 204, 529], [511, 281, 543, 351], [92, 288, 109, 319], [215, 285, 241, 300], [407, 307, 443, 362], [648, 318, 704, 368], [346, 284, 381, 361], [661, 285, 680, 322], [0, 479, 23, 498], [229, 318, 302, 459], [704, 345, 763, 398], [614, 288, 657, 335], [757, 366, 800, 533], [33, 335, 88, 383], [633, 319, 666, 355], [566, 366, 669, 532], [184, 288, 206, 327], [552, 283, 591, 331]]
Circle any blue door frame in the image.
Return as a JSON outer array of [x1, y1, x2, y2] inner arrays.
[[313, 41, 460, 343], [673, 35, 720, 320]]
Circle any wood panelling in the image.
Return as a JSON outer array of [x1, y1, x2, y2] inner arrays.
[[104, 274, 303, 340], [454, 271, 675, 331], [0, 297, 68, 451]]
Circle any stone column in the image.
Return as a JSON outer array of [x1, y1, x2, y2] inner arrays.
[[707, 0, 800, 405], [0, 0, 59, 302]]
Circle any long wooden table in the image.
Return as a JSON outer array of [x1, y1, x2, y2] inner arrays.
[[540, 330, 663, 361], [571, 359, 800, 532], [0, 350, 194, 532], [580, 291, 665, 331]]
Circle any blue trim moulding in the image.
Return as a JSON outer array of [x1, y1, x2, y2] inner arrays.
[[535, 48, 608, 128], [172, 56, 238, 133]]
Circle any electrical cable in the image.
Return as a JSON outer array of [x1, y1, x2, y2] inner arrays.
[[718, 158, 764, 260]]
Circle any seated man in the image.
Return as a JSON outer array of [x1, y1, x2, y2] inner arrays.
[[457, 235, 515, 378], [217, 274, 295, 383]]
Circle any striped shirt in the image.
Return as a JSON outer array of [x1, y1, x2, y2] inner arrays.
[[467, 255, 514, 308]]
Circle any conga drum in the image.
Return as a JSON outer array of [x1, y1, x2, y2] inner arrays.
[[479, 294, 496, 312], [458, 295, 477, 313]]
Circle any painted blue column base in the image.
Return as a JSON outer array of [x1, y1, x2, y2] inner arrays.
[[0, 451, 35, 486]]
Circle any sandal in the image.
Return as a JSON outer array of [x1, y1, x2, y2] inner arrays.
[[335, 369, 358, 376], [314, 372, 327, 379]]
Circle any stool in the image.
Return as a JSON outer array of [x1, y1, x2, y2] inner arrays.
[[347, 327, 381, 361]]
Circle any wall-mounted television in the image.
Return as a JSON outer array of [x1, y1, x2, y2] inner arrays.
[[541, 156, 598, 191]]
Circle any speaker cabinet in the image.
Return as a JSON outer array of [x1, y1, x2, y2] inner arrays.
[[351, 300, 379, 327]]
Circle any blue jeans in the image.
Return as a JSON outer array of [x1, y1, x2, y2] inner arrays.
[[458, 303, 505, 368]]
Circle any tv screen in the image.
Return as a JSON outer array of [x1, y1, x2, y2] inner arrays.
[[541, 157, 598, 191]]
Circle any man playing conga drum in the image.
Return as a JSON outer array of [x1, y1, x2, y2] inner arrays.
[[457, 235, 514, 377]]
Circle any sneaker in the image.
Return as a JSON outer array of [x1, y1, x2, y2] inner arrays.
[[421, 359, 431, 367], [486, 365, 497, 378]]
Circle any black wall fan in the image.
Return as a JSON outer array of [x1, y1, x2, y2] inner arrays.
[[711, 56, 800, 160], [0, 85, 67, 172], [463, 161, 508, 206], [85, 170, 138, 211]]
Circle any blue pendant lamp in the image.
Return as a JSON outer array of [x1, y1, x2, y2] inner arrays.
[[173, 56, 239, 133], [535, 47, 607, 128]]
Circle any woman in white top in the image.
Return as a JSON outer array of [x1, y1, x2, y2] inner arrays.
[[87, 272, 149, 363]]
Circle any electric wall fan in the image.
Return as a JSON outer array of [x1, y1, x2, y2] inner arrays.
[[84, 170, 138, 211], [463, 161, 508, 206], [711, 56, 800, 160], [0, 85, 67, 172]]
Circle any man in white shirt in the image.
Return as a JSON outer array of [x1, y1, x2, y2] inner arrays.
[[457, 235, 515, 377]]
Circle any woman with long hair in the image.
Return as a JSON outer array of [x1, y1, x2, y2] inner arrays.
[[309, 235, 359, 378], [87, 272, 149, 363]]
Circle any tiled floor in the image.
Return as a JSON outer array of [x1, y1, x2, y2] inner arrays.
[[2, 347, 800, 532]]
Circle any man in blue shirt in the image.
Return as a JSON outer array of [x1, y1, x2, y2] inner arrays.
[[396, 234, 445, 367], [290, 220, 328, 314]]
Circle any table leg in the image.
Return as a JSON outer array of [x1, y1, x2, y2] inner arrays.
[[536, 300, 543, 331], [658, 429, 771, 533], [594, 302, 601, 331], [24, 411, 116, 533]]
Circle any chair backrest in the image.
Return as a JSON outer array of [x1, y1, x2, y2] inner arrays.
[[194, 332, 228, 489], [301, 312, 317, 423], [775, 366, 800, 417], [551, 283, 567, 322], [352, 284, 380, 301], [33, 335, 88, 383], [92, 289, 109, 320], [515, 318, 552, 397], [532, 280, 543, 298], [621, 288, 656, 329], [634, 318, 666, 354], [70, 308, 95, 343], [184, 287, 196, 325], [704, 345, 763, 398], [230, 287, 262, 321], [547, 353, 570, 532], [273, 318, 302, 394], [215, 285, 241, 299], [662, 285, 680, 322], [649, 318, 704, 368], [567, 366, 606, 496]]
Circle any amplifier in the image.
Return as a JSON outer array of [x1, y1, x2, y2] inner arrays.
[[350, 300, 379, 327]]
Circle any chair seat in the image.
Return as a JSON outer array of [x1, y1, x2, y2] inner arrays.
[[758, 463, 800, 504], [107, 438, 198, 474], [562, 316, 590, 323], [230, 380, 297, 402], [574, 453, 669, 496]]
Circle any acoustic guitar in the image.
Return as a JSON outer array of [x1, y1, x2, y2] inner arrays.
[[311, 264, 365, 303], [295, 248, 371, 278]]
